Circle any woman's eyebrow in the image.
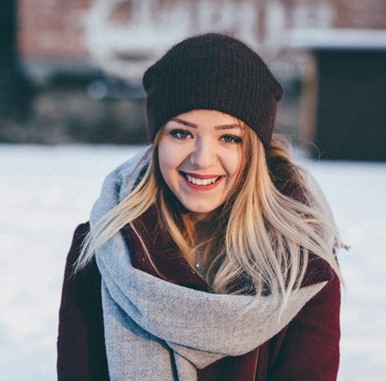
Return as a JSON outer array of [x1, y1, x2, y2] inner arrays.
[[170, 118, 198, 128], [170, 118, 241, 130], [214, 124, 241, 130]]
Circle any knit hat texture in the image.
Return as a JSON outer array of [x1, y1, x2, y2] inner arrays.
[[143, 33, 284, 147]]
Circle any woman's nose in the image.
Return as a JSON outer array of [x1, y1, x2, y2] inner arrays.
[[190, 142, 217, 168]]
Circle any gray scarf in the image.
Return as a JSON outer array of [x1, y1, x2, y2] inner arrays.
[[91, 148, 327, 381]]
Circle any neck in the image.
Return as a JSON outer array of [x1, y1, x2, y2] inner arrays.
[[189, 212, 217, 242]]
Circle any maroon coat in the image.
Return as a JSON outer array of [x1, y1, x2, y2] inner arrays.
[[57, 221, 341, 381]]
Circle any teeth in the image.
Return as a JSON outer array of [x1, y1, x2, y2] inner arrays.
[[186, 174, 219, 186]]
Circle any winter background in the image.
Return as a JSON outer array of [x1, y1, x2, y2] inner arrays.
[[0, 143, 385, 381]]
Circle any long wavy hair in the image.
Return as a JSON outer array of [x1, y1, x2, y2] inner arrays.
[[76, 122, 342, 311]]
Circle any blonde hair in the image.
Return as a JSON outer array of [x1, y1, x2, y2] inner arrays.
[[76, 124, 342, 311]]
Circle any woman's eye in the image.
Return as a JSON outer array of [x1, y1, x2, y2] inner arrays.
[[221, 134, 242, 144], [170, 129, 192, 140]]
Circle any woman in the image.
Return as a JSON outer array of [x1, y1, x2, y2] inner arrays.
[[57, 33, 342, 381]]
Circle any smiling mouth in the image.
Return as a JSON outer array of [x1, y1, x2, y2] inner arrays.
[[180, 171, 222, 186]]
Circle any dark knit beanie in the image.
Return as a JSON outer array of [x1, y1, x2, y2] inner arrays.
[[143, 33, 284, 147]]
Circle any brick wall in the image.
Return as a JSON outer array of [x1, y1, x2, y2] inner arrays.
[[285, 0, 386, 29], [331, 0, 386, 28], [18, 0, 90, 59], [17, 0, 386, 60]]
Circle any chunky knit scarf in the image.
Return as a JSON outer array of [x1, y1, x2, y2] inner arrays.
[[91, 148, 327, 381]]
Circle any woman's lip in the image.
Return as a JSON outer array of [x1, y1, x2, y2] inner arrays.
[[179, 171, 224, 191], [181, 175, 222, 191], [180, 171, 223, 179]]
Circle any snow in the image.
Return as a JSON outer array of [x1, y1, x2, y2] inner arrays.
[[0, 144, 385, 380]]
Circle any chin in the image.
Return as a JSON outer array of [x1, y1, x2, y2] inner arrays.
[[183, 203, 221, 221]]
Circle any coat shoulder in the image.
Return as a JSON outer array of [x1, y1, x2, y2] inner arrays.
[[57, 222, 108, 381]]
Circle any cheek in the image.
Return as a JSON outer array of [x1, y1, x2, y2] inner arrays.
[[225, 151, 243, 179], [158, 145, 172, 181], [158, 140, 183, 184], [158, 139, 189, 168], [158, 139, 173, 165]]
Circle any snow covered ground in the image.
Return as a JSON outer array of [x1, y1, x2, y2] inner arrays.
[[0, 144, 385, 380]]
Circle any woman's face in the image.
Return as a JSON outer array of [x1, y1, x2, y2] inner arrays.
[[158, 109, 244, 221]]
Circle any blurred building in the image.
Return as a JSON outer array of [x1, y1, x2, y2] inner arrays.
[[18, 0, 386, 76], [19, 0, 89, 60]]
